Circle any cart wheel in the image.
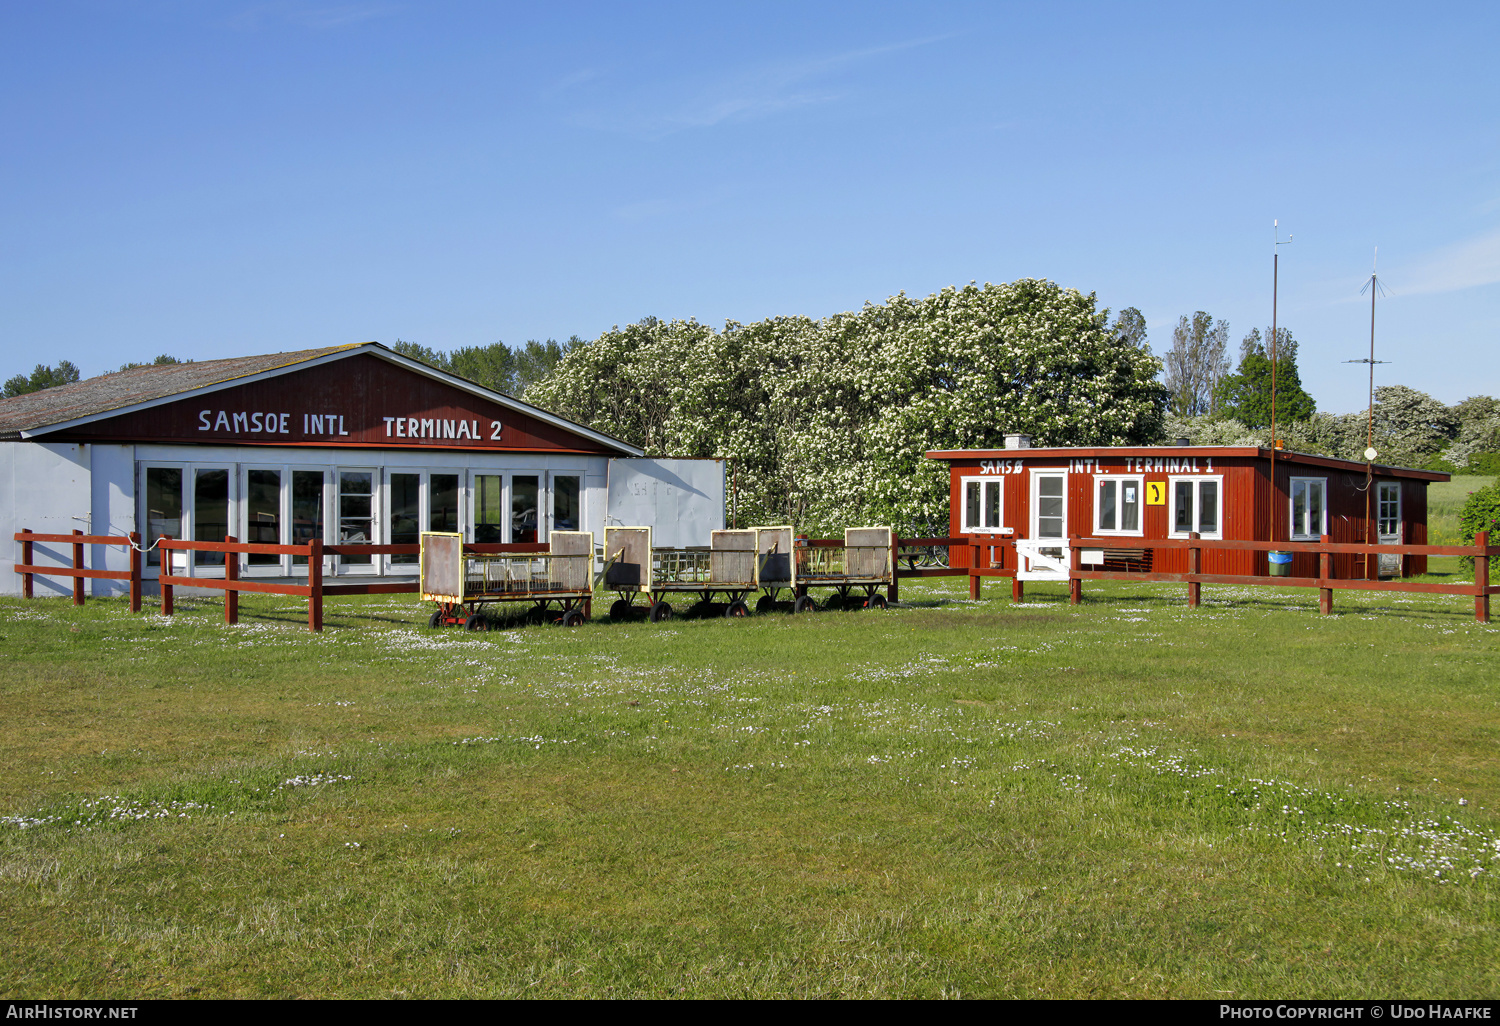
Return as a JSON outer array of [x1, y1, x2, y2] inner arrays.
[[824, 594, 844, 612], [464, 613, 486, 632], [725, 599, 750, 618], [649, 601, 673, 623], [609, 599, 633, 621], [428, 608, 444, 629], [864, 593, 888, 611], [755, 595, 777, 615], [794, 596, 817, 615], [561, 608, 585, 628]]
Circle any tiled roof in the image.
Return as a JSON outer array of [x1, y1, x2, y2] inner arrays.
[[0, 345, 358, 438]]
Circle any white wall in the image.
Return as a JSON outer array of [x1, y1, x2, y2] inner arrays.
[[90, 444, 136, 597], [0, 442, 93, 597], [606, 458, 726, 548]]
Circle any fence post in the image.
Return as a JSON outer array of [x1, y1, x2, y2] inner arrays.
[[1477, 531, 1490, 625], [71, 529, 85, 606], [1068, 543, 1082, 605], [160, 539, 174, 617], [1319, 534, 1334, 615], [1188, 532, 1201, 609], [968, 544, 981, 601], [224, 535, 239, 625], [1012, 577, 1024, 603], [128, 532, 142, 613], [21, 529, 33, 599], [887, 535, 900, 605], [308, 537, 323, 632]]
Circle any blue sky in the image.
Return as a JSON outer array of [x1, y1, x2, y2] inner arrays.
[[3, 1, 1496, 413]]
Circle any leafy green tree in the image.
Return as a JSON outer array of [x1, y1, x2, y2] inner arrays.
[[1213, 328, 1315, 429], [392, 338, 575, 398], [118, 354, 187, 371], [1163, 312, 1230, 417], [3, 360, 81, 398], [1457, 482, 1500, 578], [390, 339, 452, 372], [1366, 385, 1457, 468], [528, 280, 1169, 533], [1112, 307, 1149, 351]]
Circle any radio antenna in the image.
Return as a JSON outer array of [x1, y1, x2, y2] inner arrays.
[[1345, 248, 1390, 576]]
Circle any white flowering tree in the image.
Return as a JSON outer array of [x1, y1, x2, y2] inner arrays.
[[527, 281, 1168, 534]]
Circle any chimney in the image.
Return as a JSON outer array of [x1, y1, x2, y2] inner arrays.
[[1004, 433, 1031, 450]]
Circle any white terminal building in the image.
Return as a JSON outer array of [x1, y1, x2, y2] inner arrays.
[[0, 342, 723, 596]]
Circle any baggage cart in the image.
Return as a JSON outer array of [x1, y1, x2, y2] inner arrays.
[[603, 526, 760, 623], [783, 526, 895, 613], [422, 530, 597, 630]]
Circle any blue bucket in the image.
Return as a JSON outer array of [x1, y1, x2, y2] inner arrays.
[[1268, 551, 1293, 577]]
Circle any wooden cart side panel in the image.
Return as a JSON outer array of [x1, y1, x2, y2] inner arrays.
[[755, 526, 794, 587], [710, 529, 757, 586], [549, 531, 594, 590], [604, 526, 651, 591], [420, 532, 465, 602], [845, 526, 893, 578]]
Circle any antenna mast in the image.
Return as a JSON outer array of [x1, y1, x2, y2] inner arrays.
[[1271, 220, 1293, 515], [1347, 248, 1390, 578]]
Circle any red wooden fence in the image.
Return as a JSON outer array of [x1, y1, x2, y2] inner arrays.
[[950, 532, 1497, 623], [12, 529, 142, 611]]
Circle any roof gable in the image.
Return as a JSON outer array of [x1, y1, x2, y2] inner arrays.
[[4, 343, 640, 456]]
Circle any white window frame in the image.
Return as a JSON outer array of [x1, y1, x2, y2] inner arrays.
[[1168, 475, 1223, 540], [383, 468, 467, 573], [139, 461, 189, 576], [470, 471, 509, 544], [548, 472, 584, 537], [333, 466, 380, 575], [1093, 475, 1144, 536], [1289, 477, 1328, 541], [958, 474, 1010, 535], [1376, 481, 1401, 540], [240, 463, 292, 576], [1029, 469, 1068, 542]]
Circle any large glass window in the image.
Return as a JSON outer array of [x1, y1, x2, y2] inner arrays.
[[475, 474, 504, 543], [1095, 476, 1143, 535], [291, 471, 324, 567], [144, 467, 183, 568], [553, 475, 581, 532], [512, 475, 539, 543], [390, 472, 421, 564], [431, 474, 460, 533], [1169, 477, 1222, 538], [246, 469, 282, 566], [1290, 478, 1327, 540], [960, 476, 1004, 533], [193, 468, 231, 566]]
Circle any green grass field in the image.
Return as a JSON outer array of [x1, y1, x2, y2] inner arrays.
[[1429, 475, 1495, 545], [2, 569, 1497, 999]]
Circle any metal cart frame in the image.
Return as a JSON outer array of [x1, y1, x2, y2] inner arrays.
[[603, 526, 760, 623], [422, 531, 597, 630], [759, 526, 894, 613]]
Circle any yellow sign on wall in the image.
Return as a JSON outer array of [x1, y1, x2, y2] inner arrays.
[[1145, 481, 1166, 506]]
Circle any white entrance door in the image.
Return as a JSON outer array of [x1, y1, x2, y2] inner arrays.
[[336, 469, 378, 575], [1020, 471, 1069, 581], [1377, 481, 1402, 577]]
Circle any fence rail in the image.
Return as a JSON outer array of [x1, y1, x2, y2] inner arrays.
[[19, 530, 1496, 626], [13, 529, 142, 611]]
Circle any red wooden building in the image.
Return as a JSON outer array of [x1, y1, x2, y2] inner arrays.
[[926, 438, 1448, 583]]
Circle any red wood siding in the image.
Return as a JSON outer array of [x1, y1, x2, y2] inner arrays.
[[51, 354, 625, 455], [939, 447, 1438, 580]]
